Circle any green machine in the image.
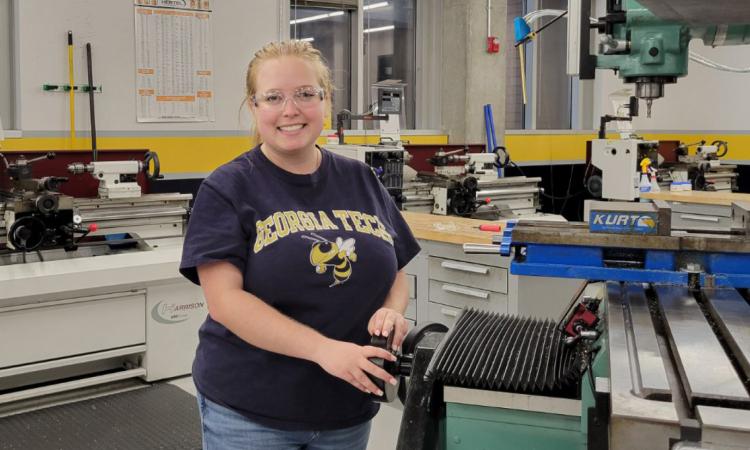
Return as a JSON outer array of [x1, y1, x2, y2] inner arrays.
[[438, 302, 610, 450], [373, 202, 750, 450], [381, 289, 611, 450], [569, 0, 750, 116]]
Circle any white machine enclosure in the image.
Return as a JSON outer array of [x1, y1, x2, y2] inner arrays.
[[591, 139, 642, 201], [145, 281, 206, 381], [0, 235, 206, 406], [325, 143, 405, 197], [0, 193, 204, 408]]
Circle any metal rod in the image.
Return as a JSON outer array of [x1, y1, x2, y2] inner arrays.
[[86, 43, 97, 160], [476, 187, 540, 196], [519, 45, 528, 104], [486, 0, 491, 38], [67, 31, 75, 144], [462, 243, 501, 254], [535, 10, 567, 36]]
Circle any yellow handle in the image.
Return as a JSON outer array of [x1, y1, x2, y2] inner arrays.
[[640, 157, 652, 173]]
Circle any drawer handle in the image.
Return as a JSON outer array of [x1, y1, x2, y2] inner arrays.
[[441, 284, 489, 299], [440, 260, 489, 275], [440, 308, 459, 317], [679, 214, 720, 223]]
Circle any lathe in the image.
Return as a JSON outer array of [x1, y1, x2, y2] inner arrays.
[[402, 147, 543, 219], [369, 199, 750, 450], [0, 150, 204, 413]]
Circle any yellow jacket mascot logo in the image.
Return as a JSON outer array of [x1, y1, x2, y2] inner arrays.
[[302, 233, 357, 287]]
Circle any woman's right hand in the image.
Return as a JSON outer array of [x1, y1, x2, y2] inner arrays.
[[313, 338, 398, 396]]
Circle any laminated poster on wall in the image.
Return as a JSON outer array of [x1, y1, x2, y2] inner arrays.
[[133, 0, 215, 122]]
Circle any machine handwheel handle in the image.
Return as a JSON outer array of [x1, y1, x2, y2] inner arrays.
[[492, 146, 510, 169], [143, 151, 162, 180], [711, 140, 728, 158], [367, 333, 399, 403]]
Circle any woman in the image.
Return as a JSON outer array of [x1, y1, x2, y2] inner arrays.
[[179, 40, 420, 450]]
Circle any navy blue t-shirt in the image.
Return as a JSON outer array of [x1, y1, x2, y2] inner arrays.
[[179, 146, 420, 431]]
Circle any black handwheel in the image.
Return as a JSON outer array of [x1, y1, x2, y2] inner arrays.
[[586, 175, 603, 198], [397, 322, 449, 404], [462, 176, 478, 192], [492, 146, 510, 169], [143, 151, 161, 180], [35, 194, 59, 215], [8, 216, 47, 251], [401, 322, 449, 355], [367, 332, 399, 403], [367, 322, 450, 404], [711, 140, 728, 158]]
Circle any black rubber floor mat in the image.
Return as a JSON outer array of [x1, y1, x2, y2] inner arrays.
[[0, 383, 201, 450]]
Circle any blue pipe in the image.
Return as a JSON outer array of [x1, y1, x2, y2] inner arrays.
[[486, 105, 496, 150], [484, 104, 502, 177]]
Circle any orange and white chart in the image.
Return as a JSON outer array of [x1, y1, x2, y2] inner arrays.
[[134, 0, 214, 122]]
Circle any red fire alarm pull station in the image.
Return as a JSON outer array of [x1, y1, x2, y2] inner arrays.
[[486, 36, 500, 53]]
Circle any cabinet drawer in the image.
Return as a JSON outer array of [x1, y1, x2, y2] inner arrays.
[[672, 212, 732, 231], [670, 202, 730, 217], [0, 292, 146, 368], [407, 273, 417, 300], [429, 257, 507, 294], [422, 241, 507, 267], [429, 280, 508, 315], [427, 302, 462, 328], [405, 298, 417, 321]]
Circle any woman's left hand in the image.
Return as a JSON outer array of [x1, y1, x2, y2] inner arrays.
[[368, 307, 409, 351]]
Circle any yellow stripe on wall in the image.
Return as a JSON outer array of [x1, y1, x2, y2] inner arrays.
[[505, 134, 590, 162], [0, 136, 254, 174], [0, 134, 449, 173], [505, 133, 750, 163], [3, 132, 747, 173]]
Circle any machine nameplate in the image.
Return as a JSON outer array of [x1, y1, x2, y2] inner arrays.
[[590, 211, 658, 235]]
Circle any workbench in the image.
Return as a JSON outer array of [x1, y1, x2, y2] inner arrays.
[[400, 211, 582, 328], [641, 191, 750, 206]]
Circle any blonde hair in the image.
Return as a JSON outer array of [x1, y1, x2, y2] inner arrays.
[[245, 40, 334, 145]]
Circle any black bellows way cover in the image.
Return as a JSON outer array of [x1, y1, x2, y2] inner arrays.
[[429, 309, 581, 396]]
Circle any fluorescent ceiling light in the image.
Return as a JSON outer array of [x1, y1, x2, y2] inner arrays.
[[290, 10, 344, 25], [363, 2, 389, 10], [298, 37, 315, 42], [364, 25, 395, 34]]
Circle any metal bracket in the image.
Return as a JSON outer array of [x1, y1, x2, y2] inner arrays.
[[587, 375, 611, 450]]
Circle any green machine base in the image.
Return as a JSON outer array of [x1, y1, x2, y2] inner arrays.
[[446, 403, 584, 450]]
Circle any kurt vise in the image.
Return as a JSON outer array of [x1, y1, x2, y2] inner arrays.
[[501, 200, 750, 288]]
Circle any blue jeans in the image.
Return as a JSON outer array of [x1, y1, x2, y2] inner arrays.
[[196, 392, 372, 450]]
